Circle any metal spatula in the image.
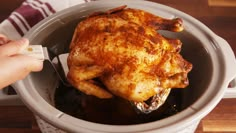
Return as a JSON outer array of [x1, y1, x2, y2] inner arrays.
[[21, 45, 69, 86]]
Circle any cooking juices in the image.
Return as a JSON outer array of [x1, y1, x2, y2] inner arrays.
[[54, 83, 183, 125]]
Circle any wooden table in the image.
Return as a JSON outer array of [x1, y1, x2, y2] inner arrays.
[[0, 0, 236, 132]]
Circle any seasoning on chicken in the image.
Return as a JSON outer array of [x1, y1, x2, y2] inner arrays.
[[67, 6, 192, 113]]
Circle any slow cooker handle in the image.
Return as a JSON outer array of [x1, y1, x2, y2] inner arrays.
[[0, 86, 23, 105], [224, 79, 236, 98], [215, 36, 236, 99]]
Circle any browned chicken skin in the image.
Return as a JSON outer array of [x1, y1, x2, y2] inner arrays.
[[67, 6, 192, 112]]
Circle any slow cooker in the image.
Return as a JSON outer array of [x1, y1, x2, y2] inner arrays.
[[2, 0, 236, 132]]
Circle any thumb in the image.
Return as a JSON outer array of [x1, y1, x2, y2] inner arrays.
[[0, 38, 29, 57]]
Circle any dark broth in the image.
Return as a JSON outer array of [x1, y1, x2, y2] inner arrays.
[[54, 83, 183, 125]]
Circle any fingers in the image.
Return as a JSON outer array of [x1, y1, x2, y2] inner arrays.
[[0, 55, 43, 78], [0, 55, 43, 89], [4, 55, 43, 80], [11, 54, 44, 72], [0, 38, 29, 57]]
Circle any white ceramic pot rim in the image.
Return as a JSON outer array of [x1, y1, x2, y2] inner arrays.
[[13, 0, 236, 133]]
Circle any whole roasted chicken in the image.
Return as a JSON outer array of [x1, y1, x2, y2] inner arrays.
[[67, 6, 192, 113]]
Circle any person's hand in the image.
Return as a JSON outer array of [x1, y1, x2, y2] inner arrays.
[[0, 34, 43, 89]]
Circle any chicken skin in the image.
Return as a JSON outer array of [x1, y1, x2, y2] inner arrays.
[[67, 6, 192, 112]]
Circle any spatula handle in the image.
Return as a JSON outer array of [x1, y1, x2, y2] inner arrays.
[[20, 45, 45, 60]]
